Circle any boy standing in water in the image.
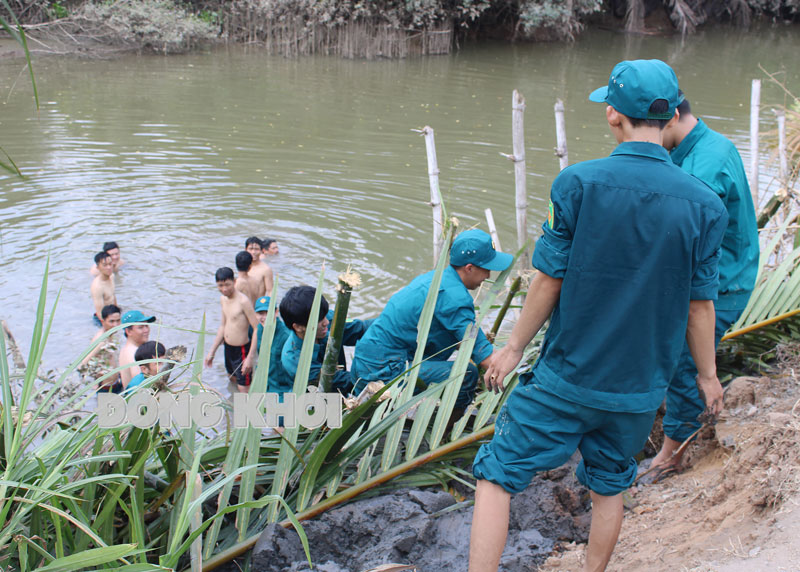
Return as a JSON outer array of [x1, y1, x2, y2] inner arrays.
[[234, 251, 262, 305], [468, 60, 727, 572], [90, 251, 116, 326], [245, 237, 275, 296], [90, 241, 125, 275], [205, 267, 259, 392], [81, 303, 122, 392]]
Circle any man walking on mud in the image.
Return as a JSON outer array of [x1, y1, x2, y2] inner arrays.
[[648, 92, 760, 477], [468, 60, 728, 571]]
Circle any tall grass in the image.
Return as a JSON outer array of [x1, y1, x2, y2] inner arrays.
[[0, 263, 309, 571]]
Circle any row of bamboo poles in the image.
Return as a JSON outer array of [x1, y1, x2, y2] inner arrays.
[[421, 81, 796, 282]]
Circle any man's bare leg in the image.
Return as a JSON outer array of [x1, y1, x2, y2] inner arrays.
[[584, 492, 623, 572], [650, 435, 683, 470], [468, 479, 511, 572]]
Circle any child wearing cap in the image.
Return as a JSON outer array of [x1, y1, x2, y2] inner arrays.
[[351, 228, 513, 415], [279, 286, 372, 394], [252, 295, 293, 396], [468, 60, 728, 571], [119, 309, 156, 389]]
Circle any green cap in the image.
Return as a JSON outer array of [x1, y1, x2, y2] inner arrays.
[[589, 59, 681, 120], [121, 310, 155, 325], [255, 296, 271, 312], [450, 229, 513, 272]]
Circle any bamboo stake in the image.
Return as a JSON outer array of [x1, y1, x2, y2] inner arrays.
[[777, 108, 788, 190], [488, 276, 521, 342], [485, 208, 519, 323], [749, 79, 761, 207], [511, 90, 528, 268], [756, 110, 791, 229], [484, 208, 502, 252], [200, 424, 496, 572], [554, 99, 569, 171], [319, 270, 361, 392], [418, 126, 444, 265]]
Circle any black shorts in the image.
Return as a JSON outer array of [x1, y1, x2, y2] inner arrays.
[[224, 342, 251, 386], [96, 375, 123, 394]]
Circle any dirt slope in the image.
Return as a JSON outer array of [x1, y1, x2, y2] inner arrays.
[[540, 369, 800, 571]]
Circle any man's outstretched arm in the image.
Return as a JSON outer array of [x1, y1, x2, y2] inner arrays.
[[484, 271, 562, 392]]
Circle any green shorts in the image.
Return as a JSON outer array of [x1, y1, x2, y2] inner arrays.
[[473, 374, 657, 496]]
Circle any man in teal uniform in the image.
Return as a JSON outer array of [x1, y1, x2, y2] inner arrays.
[[253, 296, 293, 396], [649, 93, 760, 474], [468, 60, 728, 572], [351, 229, 513, 412], [280, 286, 372, 394]]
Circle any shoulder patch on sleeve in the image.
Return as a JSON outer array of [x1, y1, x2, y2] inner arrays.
[[547, 199, 554, 229]]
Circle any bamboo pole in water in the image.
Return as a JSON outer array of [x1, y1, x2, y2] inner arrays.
[[756, 110, 791, 229], [419, 126, 444, 265], [749, 79, 761, 207], [319, 270, 361, 392], [778, 109, 788, 190], [554, 99, 569, 171], [484, 208, 503, 252], [500, 91, 529, 268]]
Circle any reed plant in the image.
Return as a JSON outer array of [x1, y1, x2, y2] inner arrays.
[[0, 264, 310, 571]]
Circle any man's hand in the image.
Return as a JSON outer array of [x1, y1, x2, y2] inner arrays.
[[204, 354, 214, 368], [483, 345, 524, 393], [242, 355, 254, 375], [695, 372, 723, 422]]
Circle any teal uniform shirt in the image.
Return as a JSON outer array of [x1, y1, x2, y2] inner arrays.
[[256, 316, 293, 395], [126, 372, 145, 391], [351, 265, 493, 381], [670, 119, 759, 311], [281, 310, 372, 392], [531, 141, 728, 414]]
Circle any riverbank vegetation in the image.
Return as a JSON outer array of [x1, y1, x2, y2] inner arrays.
[[2, 202, 800, 569], [2, 0, 799, 57]]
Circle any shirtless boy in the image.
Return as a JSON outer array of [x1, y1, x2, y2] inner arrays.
[[90, 241, 125, 276], [235, 251, 262, 305], [80, 304, 122, 392], [91, 251, 116, 326], [205, 267, 259, 392], [245, 237, 274, 296], [119, 309, 156, 388]]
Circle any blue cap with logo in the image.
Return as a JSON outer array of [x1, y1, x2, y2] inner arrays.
[[254, 296, 271, 312], [450, 229, 513, 272], [588, 59, 682, 120], [121, 310, 156, 325]]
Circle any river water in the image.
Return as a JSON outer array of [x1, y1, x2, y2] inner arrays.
[[0, 25, 797, 394]]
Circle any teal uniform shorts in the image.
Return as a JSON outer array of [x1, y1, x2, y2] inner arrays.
[[473, 373, 657, 496], [663, 307, 743, 442]]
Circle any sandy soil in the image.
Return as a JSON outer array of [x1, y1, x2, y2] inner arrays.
[[539, 368, 800, 572]]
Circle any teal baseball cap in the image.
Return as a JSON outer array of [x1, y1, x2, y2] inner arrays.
[[121, 310, 155, 325], [450, 229, 513, 272], [589, 59, 681, 120], [255, 296, 271, 312]]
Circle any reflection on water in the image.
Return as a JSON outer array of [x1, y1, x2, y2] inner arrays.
[[0, 25, 797, 395]]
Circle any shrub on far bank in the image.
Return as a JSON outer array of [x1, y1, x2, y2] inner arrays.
[[71, 0, 218, 54]]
